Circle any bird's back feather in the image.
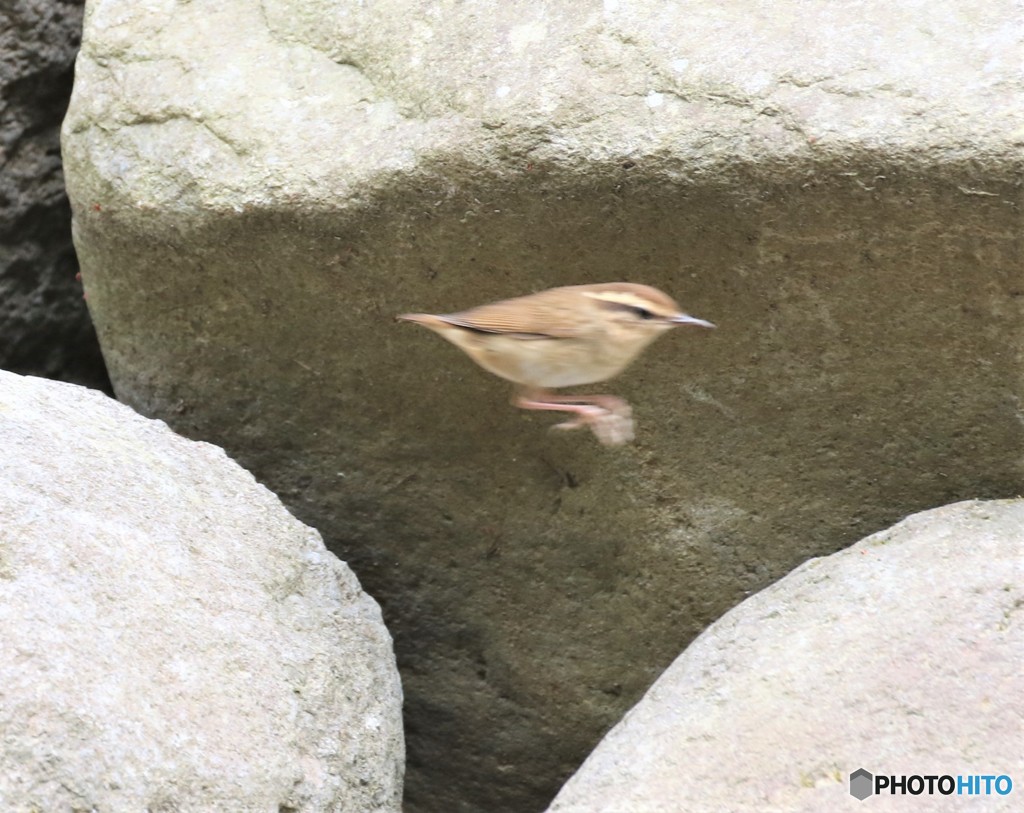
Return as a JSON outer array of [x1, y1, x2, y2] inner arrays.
[[434, 287, 595, 339]]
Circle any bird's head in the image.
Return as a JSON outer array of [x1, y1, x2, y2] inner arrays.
[[582, 283, 715, 348]]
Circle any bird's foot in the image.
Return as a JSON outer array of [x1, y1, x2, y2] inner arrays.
[[515, 391, 635, 446], [551, 404, 634, 446]]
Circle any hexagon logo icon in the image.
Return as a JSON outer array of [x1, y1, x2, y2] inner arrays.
[[850, 768, 873, 800]]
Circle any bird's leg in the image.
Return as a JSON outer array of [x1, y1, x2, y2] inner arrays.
[[513, 389, 635, 446], [537, 392, 632, 415]]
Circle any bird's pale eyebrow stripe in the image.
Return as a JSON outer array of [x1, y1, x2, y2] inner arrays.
[[583, 291, 654, 308]]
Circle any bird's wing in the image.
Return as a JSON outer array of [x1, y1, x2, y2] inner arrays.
[[438, 289, 583, 339]]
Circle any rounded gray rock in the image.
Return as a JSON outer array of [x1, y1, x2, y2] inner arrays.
[[62, 1, 1024, 810], [0, 371, 403, 812], [548, 500, 1024, 812]]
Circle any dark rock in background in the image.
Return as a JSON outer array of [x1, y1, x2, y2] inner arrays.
[[0, 0, 109, 392]]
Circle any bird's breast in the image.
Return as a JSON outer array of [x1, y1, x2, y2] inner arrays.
[[468, 333, 634, 388]]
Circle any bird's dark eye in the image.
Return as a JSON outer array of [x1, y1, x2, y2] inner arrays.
[[631, 306, 655, 320]]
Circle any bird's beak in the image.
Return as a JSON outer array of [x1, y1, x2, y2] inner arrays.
[[671, 313, 716, 329]]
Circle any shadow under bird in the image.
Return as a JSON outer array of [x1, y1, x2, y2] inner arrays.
[[397, 282, 715, 445]]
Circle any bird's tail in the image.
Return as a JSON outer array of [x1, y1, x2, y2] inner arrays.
[[395, 313, 449, 329]]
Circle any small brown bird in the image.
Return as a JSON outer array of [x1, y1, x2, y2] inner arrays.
[[398, 282, 715, 445]]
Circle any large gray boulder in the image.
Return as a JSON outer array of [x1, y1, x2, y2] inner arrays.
[[547, 500, 1024, 812], [62, 1, 1024, 810], [0, 0, 108, 390], [0, 370, 403, 812]]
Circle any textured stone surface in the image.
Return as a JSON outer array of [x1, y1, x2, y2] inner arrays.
[[62, 2, 1024, 810], [547, 500, 1024, 812], [0, 0, 108, 390], [0, 370, 403, 812]]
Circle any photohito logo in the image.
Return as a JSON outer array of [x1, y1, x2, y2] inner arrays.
[[849, 769, 1013, 800]]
